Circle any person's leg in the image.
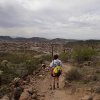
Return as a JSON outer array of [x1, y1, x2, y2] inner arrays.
[[56, 71, 62, 88], [49, 75, 53, 89], [14, 96, 20, 100], [53, 77, 56, 89], [56, 77, 59, 88]]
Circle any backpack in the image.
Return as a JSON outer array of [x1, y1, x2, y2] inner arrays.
[[53, 65, 62, 74]]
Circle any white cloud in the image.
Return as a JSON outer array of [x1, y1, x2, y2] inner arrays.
[[0, 0, 100, 39], [68, 14, 100, 23], [17, 0, 51, 11]]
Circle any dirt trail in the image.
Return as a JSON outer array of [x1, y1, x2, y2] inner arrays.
[[28, 63, 77, 100], [43, 63, 74, 100]]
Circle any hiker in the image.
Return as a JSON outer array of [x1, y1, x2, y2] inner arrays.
[[13, 79, 24, 100], [50, 54, 63, 89]]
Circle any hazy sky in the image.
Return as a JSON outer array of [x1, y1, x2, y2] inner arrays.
[[0, 0, 100, 39]]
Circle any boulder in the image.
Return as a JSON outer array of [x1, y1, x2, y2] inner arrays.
[[81, 95, 93, 100]]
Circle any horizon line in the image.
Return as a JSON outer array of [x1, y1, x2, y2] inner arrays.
[[0, 35, 100, 41]]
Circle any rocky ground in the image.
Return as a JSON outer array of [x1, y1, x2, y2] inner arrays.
[[1, 63, 100, 100]]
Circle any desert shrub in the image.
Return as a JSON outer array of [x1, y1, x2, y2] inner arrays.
[[2, 72, 17, 84], [40, 54, 52, 62], [59, 52, 69, 62], [25, 58, 41, 74], [65, 68, 82, 81], [72, 46, 97, 63], [0, 52, 42, 85], [0, 63, 19, 84], [0, 52, 27, 64], [0, 58, 40, 85], [6, 54, 27, 64], [0, 85, 10, 98], [0, 51, 43, 98], [1, 60, 8, 67]]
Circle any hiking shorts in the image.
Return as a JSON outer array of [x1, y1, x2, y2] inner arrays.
[[51, 70, 62, 77]]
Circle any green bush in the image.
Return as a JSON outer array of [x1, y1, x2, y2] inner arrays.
[[72, 46, 97, 63], [0, 53, 27, 64], [65, 68, 82, 81], [59, 52, 69, 62], [25, 58, 41, 74], [0, 85, 10, 98], [0, 53, 42, 84], [40, 54, 52, 62]]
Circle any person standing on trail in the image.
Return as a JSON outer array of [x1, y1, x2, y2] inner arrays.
[[13, 79, 24, 100], [50, 54, 63, 89]]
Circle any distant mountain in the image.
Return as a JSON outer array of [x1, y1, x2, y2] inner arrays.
[[0, 36, 13, 41], [0, 36, 49, 42], [0, 36, 99, 43], [51, 38, 77, 43], [0, 36, 76, 43], [15, 37, 27, 41], [29, 37, 49, 42]]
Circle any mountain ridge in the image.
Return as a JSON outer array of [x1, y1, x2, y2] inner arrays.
[[0, 36, 100, 42]]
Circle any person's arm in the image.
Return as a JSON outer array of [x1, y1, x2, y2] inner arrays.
[[50, 61, 53, 67], [49, 61, 54, 71], [60, 60, 63, 73], [60, 60, 63, 67]]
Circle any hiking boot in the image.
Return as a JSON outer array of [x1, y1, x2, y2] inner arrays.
[[49, 85, 52, 90], [57, 83, 59, 88], [57, 85, 59, 88], [53, 85, 55, 90]]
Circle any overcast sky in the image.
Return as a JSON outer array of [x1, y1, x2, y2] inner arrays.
[[0, 0, 100, 39]]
